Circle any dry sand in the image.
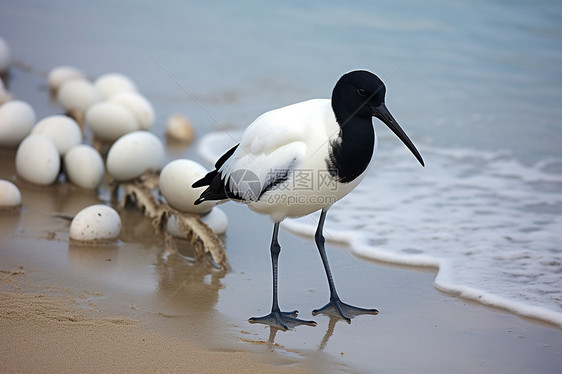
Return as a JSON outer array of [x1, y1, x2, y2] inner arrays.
[[0, 292, 303, 373], [0, 290, 310, 374]]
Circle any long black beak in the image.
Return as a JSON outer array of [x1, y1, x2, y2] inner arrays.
[[372, 103, 424, 167]]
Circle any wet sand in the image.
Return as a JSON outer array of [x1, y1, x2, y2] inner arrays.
[[1, 146, 561, 373]]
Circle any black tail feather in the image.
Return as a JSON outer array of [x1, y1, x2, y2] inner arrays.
[[214, 144, 239, 169], [192, 143, 240, 205], [192, 169, 218, 188]]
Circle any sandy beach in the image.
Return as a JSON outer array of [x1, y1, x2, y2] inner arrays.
[[1, 146, 561, 373], [0, 291, 312, 374]]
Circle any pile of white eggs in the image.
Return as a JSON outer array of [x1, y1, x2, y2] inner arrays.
[[0, 36, 226, 244], [50, 68, 156, 140]]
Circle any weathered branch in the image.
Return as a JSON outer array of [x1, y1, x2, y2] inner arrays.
[[114, 171, 229, 270]]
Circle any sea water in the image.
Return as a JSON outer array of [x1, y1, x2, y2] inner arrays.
[[191, 1, 562, 327], [2, 0, 561, 325]]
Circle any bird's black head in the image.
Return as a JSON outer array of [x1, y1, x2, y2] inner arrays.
[[332, 70, 425, 166], [332, 70, 386, 119]]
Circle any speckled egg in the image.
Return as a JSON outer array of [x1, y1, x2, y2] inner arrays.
[[69, 204, 121, 242]]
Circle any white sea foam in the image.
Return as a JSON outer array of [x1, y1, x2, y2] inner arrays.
[[198, 131, 562, 328]]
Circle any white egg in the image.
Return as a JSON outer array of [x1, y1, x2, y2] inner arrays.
[[110, 92, 155, 130], [69, 204, 121, 242], [0, 179, 21, 210], [64, 145, 105, 189], [200, 207, 228, 234], [165, 114, 194, 143], [159, 159, 215, 214], [0, 79, 11, 104], [15, 134, 60, 185], [32, 115, 82, 155], [57, 78, 102, 112], [0, 100, 36, 147], [47, 65, 86, 92], [94, 73, 137, 99], [85, 101, 139, 141], [106, 131, 165, 181], [0, 37, 10, 73]]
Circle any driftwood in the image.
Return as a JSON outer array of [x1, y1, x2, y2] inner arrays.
[[113, 171, 229, 270]]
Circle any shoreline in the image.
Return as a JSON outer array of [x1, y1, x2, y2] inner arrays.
[[299, 221, 562, 330], [200, 132, 562, 331]]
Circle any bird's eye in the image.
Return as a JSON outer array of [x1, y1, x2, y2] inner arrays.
[[357, 88, 367, 97]]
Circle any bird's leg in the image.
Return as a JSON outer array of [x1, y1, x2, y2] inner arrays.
[[312, 209, 379, 322], [249, 223, 317, 330]]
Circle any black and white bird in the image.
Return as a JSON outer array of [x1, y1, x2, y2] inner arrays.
[[193, 70, 424, 330]]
